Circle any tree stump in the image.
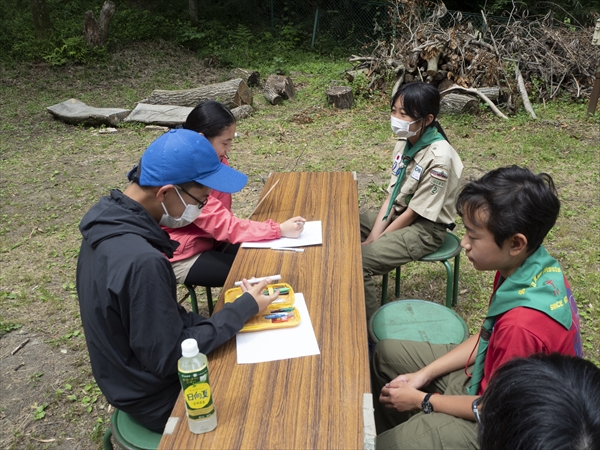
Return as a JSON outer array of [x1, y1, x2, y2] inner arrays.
[[263, 86, 283, 105], [228, 68, 260, 87], [326, 86, 353, 109], [46, 98, 130, 126], [83, 0, 115, 48], [264, 75, 295, 101], [231, 105, 254, 120], [439, 93, 480, 115], [144, 79, 253, 109], [123, 104, 193, 127]]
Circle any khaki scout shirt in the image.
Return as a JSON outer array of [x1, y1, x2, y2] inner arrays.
[[387, 139, 463, 224]]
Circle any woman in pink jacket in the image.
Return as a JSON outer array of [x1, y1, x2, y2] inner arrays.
[[163, 101, 305, 288]]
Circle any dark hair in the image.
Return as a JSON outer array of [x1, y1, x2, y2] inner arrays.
[[183, 100, 235, 138], [479, 353, 600, 450], [391, 81, 449, 142], [456, 165, 560, 251]]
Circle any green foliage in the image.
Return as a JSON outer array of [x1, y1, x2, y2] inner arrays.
[[32, 403, 48, 420], [0, 317, 22, 336], [59, 380, 101, 413], [43, 36, 103, 66], [30, 371, 44, 383]]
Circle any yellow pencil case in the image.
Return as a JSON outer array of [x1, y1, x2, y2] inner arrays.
[[224, 283, 301, 332]]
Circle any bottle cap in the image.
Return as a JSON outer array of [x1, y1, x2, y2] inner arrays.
[[181, 338, 199, 358]]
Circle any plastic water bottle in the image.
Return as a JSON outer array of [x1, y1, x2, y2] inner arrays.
[[178, 338, 217, 433]]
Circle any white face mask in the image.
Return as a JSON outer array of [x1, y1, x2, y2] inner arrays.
[[159, 188, 202, 228], [391, 116, 421, 138]]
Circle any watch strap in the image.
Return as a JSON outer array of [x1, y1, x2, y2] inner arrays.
[[421, 392, 437, 414]]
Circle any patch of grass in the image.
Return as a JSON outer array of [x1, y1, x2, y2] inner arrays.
[[0, 316, 23, 336]]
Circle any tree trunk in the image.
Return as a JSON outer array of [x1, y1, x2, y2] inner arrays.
[[83, 1, 115, 48], [189, 0, 199, 25], [264, 75, 295, 100], [144, 79, 253, 108], [228, 68, 260, 87], [326, 86, 353, 109], [439, 93, 480, 115], [30, 0, 53, 40]]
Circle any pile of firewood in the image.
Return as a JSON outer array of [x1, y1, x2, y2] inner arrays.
[[346, 1, 600, 117]]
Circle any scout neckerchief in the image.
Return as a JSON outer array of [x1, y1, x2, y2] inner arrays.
[[383, 126, 445, 221], [466, 245, 574, 395]]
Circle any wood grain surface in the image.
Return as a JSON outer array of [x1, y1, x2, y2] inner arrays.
[[159, 172, 369, 449]]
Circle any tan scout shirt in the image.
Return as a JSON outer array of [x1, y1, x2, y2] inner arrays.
[[387, 138, 463, 224]]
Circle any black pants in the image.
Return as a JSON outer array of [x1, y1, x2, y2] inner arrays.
[[184, 242, 240, 287]]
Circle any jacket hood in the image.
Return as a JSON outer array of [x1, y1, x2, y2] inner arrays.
[[79, 190, 178, 258]]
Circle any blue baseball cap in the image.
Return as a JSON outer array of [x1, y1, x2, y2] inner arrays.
[[132, 129, 247, 194]]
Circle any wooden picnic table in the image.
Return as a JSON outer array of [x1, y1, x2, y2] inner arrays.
[[158, 171, 371, 449]]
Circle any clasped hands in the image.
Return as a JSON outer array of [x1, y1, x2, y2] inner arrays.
[[379, 371, 429, 412]]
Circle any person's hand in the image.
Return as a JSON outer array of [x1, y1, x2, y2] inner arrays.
[[240, 278, 279, 313], [389, 370, 429, 390], [280, 216, 306, 238], [379, 380, 425, 413], [362, 235, 378, 247]]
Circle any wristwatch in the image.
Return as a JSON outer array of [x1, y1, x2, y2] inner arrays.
[[421, 392, 437, 414]]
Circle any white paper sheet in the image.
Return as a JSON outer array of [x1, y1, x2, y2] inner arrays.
[[240, 221, 322, 249], [236, 293, 320, 364]]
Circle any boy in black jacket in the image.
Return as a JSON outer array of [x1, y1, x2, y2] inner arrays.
[[77, 129, 278, 432]]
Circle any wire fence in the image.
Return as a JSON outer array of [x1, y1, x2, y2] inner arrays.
[[197, 0, 576, 53]]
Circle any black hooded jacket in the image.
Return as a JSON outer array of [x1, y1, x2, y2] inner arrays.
[[76, 190, 257, 425]]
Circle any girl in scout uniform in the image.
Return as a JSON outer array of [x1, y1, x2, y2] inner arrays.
[[361, 82, 463, 320]]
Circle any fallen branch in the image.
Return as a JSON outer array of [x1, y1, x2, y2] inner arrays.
[[11, 338, 30, 355], [440, 85, 508, 119], [515, 65, 537, 119]]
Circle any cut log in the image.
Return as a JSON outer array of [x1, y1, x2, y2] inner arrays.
[[477, 87, 500, 103], [144, 79, 252, 109], [345, 68, 368, 82], [326, 86, 353, 109], [231, 104, 254, 120], [426, 51, 441, 77], [263, 86, 283, 105], [47, 98, 130, 126], [83, 1, 115, 48], [439, 93, 480, 115], [228, 68, 260, 87], [264, 75, 295, 100], [123, 103, 193, 127], [433, 70, 447, 82], [437, 78, 454, 92], [440, 85, 507, 120]]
